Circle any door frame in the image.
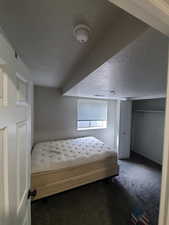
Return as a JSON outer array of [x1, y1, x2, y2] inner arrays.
[[108, 1, 169, 225]]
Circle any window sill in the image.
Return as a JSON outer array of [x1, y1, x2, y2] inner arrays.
[[77, 127, 107, 131]]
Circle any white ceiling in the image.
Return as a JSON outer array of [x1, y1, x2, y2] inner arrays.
[[0, 0, 125, 87], [0, 0, 167, 100], [64, 28, 168, 100]]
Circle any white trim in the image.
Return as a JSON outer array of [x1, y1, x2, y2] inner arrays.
[[77, 127, 107, 131], [64, 94, 166, 101], [0, 127, 9, 224], [63, 93, 127, 101], [158, 46, 169, 225]]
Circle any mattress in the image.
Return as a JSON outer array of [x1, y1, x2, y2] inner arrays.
[[32, 136, 117, 173]]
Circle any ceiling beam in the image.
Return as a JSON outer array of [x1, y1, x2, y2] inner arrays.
[[62, 13, 148, 94]]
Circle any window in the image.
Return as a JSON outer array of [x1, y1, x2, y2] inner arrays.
[[77, 99, 108, 130]]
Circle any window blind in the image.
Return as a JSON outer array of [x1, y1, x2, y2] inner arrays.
[[78, 99, 108, 121]]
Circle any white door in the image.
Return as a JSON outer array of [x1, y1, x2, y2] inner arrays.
[[118, 101, 132, 159], [0, 63, 31, 225]]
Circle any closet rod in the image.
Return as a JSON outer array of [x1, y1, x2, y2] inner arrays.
[[135, 110, 165, 113]]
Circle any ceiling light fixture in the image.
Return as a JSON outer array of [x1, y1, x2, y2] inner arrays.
[[73, 24, 90, 43]]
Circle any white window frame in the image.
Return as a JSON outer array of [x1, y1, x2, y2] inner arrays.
[[77, 120, 107, 130]]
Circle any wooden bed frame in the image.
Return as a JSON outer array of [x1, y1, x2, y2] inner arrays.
[[31, 156, 119, 200]]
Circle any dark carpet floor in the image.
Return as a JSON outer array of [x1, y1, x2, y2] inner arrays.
[[32, 153, 161, 225]]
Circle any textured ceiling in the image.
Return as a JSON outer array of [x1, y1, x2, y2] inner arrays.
[[65, 29, 168, 99], [0, 0, 124, 87]]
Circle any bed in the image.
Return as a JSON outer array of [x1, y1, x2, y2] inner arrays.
[[31, 136, 119, 200]]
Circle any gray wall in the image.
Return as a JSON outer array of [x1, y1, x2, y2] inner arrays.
[[132, 99, 165, 164], [34, 86, 118, 149]]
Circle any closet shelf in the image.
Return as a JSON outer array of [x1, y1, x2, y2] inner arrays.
[[135, 110, 165, 113]]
